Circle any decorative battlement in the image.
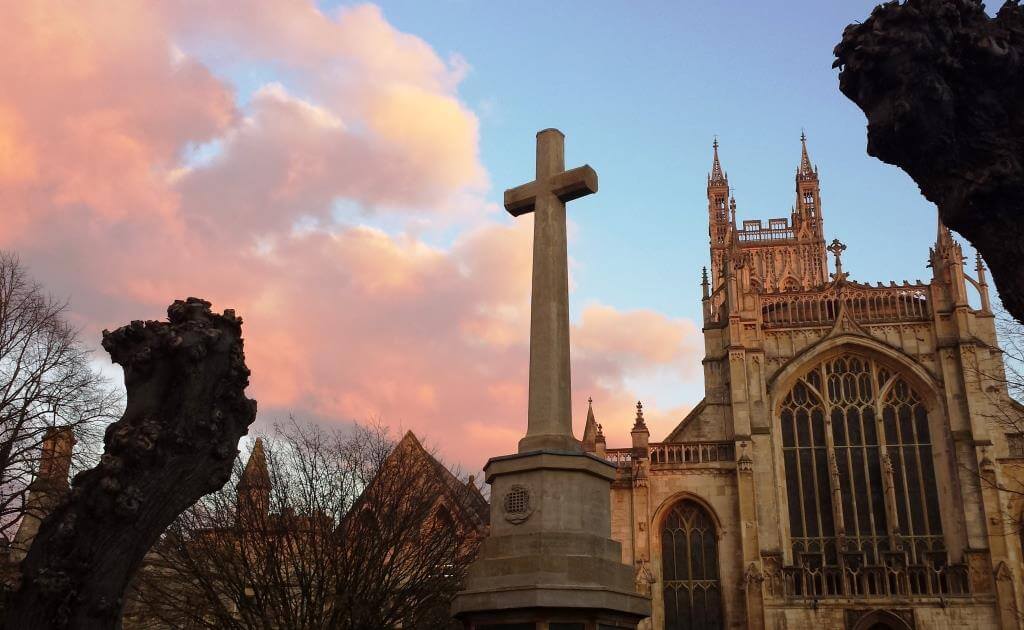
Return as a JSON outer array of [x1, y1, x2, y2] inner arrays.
[[760, 280, 931, 328], [737, 218, 796, 243], [604, 441, 735, 467]]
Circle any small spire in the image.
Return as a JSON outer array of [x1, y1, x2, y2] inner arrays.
[[595, 423, 605, 443], [976, 251, 988, 284], [730, 197, 737, 224], [701, 266, 710, 299], [936, 217, 956, 251], [709, 136, 727, 185], [798, 130, 815, 179], [582, 397, 599, 451]]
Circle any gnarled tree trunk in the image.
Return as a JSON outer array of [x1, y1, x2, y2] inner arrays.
[[4, 298, 257, 630], [834, 0, 1024, 323]]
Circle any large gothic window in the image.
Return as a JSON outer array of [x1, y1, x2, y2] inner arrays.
[[661, 500, 722, 630], [781, 354, 944, 570]]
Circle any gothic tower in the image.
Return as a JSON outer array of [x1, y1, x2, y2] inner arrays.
[[706, 136, 829, 296]]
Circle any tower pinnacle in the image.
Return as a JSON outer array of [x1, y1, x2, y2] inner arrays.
[[709, 136, 727, 186], [798, 130, 816, 180]]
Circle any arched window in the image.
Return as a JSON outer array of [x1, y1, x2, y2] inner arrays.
[[661, 500, 722, 630], [781, 353, 944, 569]]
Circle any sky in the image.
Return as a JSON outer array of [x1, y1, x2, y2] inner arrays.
[[0, 1, 976, 471]]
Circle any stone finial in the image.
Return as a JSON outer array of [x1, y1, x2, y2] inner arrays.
[[631, 401, 648, 434], [631, 402, 650, 452], [701, 266, 710, 299]]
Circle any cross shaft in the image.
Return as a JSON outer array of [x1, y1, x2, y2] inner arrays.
[[504, 129, 597, 453]]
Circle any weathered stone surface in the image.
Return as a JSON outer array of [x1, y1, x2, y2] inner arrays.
[[4, 298, 257, 630], [833, 0, 1024, 323], [504, 128, 597, 453]]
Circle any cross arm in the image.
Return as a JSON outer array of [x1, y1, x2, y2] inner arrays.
[[551, 165, 598, 203], [503, 165, 599, 217], [504, 181, 538, 217]]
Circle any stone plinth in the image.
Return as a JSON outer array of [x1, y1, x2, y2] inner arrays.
[[452, 450, 650, 629]]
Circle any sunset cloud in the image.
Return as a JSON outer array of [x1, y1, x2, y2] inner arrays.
[[0, 0, 702, 467]]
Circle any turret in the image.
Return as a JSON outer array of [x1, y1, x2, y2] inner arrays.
[[708, 138, 733, 268], [237, 438, 271, 520], [794, 132, 822, 235]]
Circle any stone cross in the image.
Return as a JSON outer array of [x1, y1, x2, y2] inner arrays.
[[505, 129, 597, 452], [828, 238, 848, 279]]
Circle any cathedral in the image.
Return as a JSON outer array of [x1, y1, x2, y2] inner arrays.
[[583, 137, 1024, 629]]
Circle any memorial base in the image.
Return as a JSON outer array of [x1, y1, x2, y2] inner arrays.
[[451, 450, 650, 630]]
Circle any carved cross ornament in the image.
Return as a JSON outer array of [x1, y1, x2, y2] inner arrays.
[[828, 238, 848, 280]]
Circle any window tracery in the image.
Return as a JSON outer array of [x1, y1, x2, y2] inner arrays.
[[780, 354, 944, 569], [661, 500, 722, 630]]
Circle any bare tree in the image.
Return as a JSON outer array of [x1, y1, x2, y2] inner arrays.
[[0, 252, 119, 541], [128, 420, 485, 630]]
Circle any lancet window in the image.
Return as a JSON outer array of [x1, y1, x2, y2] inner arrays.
[[780, 353, 945, 569], [661, 500, 722, 630]]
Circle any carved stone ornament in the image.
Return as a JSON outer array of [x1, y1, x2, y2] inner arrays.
[[634, 559, 656, 596], [502, 484, 534, 524]]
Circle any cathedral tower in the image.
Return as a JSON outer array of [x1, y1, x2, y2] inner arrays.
[[706, 135, 829, 295], [602, 139, 1024, 629]]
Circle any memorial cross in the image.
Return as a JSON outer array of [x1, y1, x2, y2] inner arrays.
[[504, 129, 597, 452]]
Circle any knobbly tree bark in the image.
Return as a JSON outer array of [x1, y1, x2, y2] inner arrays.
[[4, 298, 257, 630], [834, 0, 1024, 323]]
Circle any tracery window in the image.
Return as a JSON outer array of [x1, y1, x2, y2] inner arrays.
[[661, 500, 722, 630], [781, 354, 944, 569]]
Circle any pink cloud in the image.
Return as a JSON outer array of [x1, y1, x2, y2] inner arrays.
[[0, 0, 703, 469]]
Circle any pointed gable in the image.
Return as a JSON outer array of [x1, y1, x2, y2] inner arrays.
[[382, 431, 489, 529]]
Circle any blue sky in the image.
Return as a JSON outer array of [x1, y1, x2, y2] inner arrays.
[[351, 0, 954, 316], [7, 0, 988, 462], [325, 0, 970, 408]]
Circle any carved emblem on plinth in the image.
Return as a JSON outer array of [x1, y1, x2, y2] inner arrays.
[[502, 484, 533, 524]]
